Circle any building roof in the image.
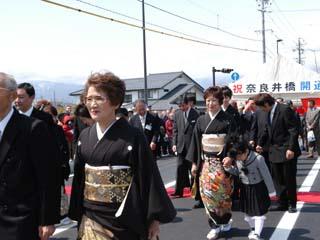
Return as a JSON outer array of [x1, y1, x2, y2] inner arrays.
[[150, 84, 195, 110], [125, 71, 184, 90], [69, 71, 204, 96]]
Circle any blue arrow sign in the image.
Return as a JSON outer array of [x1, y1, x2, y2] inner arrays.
[[231, 72, 240, 81]]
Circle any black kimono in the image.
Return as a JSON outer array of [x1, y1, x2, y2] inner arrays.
[[69, 118, 176, 239], [186, 111, 237, 171], [186, 111, 237, 226]]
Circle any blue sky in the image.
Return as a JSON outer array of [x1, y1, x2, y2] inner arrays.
[[1, 0, 319, 88]]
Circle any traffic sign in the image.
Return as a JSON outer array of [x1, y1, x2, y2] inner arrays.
[[231, 72, 240, 81]]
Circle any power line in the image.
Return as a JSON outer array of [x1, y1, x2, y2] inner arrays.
[[272, 0, 300, 38], [266, 14, 297, 46], [74, 0, 240, 48], [137, 0, 260, 42], [184, 0, 234, 25], [278, 9, 320, 13], [41, 0, 260, 53]]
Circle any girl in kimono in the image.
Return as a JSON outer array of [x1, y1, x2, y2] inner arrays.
[[186, 86, 237, 240], [69, 72, 176, 240]]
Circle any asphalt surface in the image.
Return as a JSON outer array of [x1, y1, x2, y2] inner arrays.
[[52, 153, 320, 240]]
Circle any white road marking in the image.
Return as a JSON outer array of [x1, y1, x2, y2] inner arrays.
[[165, 180, 176, 188], [270, 157, 320, 240], [54, 221, 77, 236]]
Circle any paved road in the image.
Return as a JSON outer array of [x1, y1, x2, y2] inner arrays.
[[52, 154, 320, 240]]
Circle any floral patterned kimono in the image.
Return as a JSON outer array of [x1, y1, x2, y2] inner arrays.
[[186, 110, 237, 226]]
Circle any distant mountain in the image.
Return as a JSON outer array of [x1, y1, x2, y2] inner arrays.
[[25, 81, 83, 104], [21, 74, 232, 105]]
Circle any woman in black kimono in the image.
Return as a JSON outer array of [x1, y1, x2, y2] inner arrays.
[[186, 86, 237, 240], [69, 72, 176, 240]]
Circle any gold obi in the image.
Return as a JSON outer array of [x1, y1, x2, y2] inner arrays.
[[202, 134, 226, 155], [84, 164, 132, 203]]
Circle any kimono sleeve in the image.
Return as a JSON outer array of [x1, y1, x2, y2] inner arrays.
[[134, 130, 176, 224]]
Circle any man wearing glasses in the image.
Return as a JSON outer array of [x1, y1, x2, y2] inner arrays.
[[0, 72, 59, 240]]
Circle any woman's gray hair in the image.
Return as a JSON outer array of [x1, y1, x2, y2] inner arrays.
[[0, 72, 17, 91]]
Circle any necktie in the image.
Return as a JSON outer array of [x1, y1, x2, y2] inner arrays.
[[184, 112, 187, 123]]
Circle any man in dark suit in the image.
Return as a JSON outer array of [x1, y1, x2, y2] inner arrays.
[[250, 107, 271, 170], [172, 96, 200, 199], [0, 72, 59, 240], [129, 99, 160, 160], [15, 82, 62, 220], [255, 93, 300, 213]]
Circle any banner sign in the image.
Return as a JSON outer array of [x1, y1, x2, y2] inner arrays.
[[230, 80, 320, 95]]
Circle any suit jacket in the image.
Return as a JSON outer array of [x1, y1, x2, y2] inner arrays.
[[0, 110, 60, 240], [32, 107, 62, 207], [258, 104, 301, 163], [240, 111, 255, 141], [305, 108, 320, 132], [129, 112, 160, 145], [173, 108, 199, 154], [250, 109, 269, 150], [225, 105, 241, 128]]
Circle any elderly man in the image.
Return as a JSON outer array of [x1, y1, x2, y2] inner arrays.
[[0, 72, 59, 240], [305, 99, 320, 158], [129, 99, 160, 160]]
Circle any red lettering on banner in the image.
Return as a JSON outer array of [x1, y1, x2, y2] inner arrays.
[[233, 84, 243, 93]]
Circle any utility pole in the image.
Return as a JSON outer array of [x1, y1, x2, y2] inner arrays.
[[212, 67, 216, 86], [142, 0, 148, 105], [257, 0, 271, 63], [276, 39, 283, 55], [295, 38, 305, 65]]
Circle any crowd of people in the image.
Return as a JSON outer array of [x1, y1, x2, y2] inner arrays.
[[0, 70, 315, 240]]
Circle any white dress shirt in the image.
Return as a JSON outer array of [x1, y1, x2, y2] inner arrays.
[[139, 113, 147, 128], [19, 106, 33, 117], [270, 102, 278, 124]]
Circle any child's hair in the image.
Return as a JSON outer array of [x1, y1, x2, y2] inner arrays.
[[229, 137, 249, 158]]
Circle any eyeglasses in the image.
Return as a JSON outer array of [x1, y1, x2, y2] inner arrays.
[[85, 95, 108, 105]]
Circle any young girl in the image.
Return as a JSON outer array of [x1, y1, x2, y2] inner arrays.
[[228, 140, 275, 240]]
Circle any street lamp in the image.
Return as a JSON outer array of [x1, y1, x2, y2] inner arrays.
[[212, 67, 234, 86], [277, 39, 283, 55]]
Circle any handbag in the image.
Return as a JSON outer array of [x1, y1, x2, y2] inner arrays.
[[307, 130, 316, 142], [191, 181, 197, 199]]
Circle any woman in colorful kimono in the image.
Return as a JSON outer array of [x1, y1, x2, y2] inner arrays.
[[186, 86, 237, 240], [69, 72, 176, 240]]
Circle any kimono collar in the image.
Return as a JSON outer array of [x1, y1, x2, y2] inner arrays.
[[208, 109, 221, 120], [96, 120, 117, 141]]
